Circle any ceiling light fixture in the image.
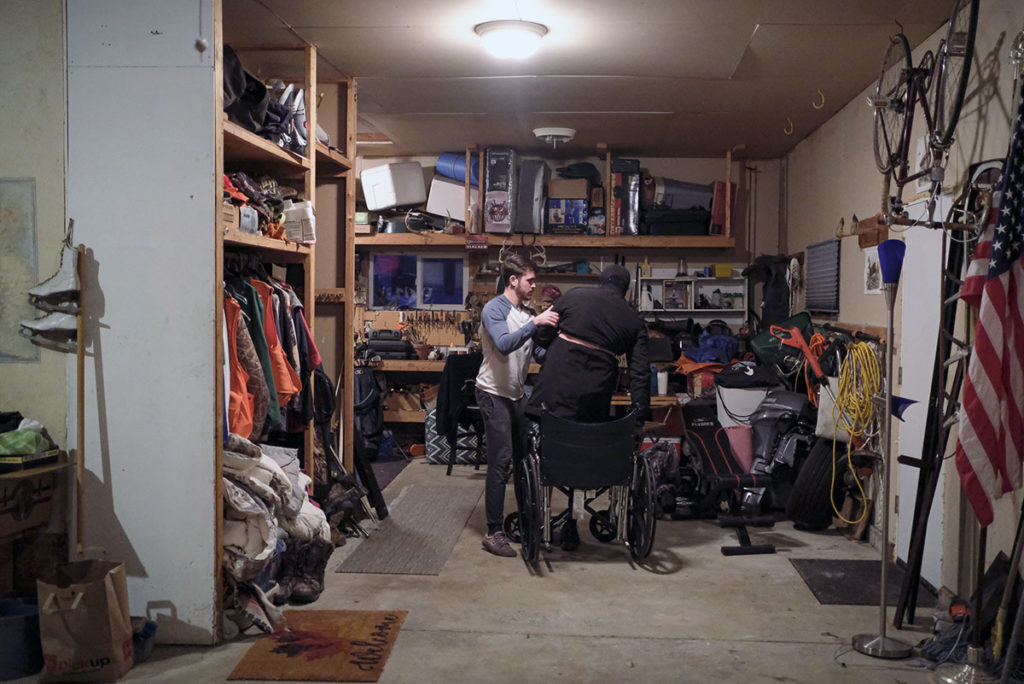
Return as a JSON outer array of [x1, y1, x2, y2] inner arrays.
[[533, 127, 576, 148], [474, 20, 548, 60]]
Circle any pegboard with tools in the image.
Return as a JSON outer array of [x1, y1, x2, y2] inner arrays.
[[356, 307, 473, 347]]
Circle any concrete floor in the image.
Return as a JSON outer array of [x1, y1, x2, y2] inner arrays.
[[49, 459, 946, 683]]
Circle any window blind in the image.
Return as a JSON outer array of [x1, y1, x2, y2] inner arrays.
[[805, 239, 841, 315]]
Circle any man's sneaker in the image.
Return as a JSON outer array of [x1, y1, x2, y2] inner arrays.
[[482, 531, 517, 558]]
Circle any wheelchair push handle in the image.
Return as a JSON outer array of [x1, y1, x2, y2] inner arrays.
[[769, 324, 825, 383]]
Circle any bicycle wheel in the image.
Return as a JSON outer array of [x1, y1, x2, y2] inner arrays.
[[873, 33, 912, 174], [933, 0, 979, 146]]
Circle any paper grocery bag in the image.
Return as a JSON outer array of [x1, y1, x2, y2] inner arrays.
[[36, 560, 134, 681]]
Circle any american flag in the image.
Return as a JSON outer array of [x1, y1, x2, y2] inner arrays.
[[954, 82, 1024, 527]]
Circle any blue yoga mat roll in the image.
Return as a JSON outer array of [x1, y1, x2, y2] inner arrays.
[[436, 152, 479, 186]]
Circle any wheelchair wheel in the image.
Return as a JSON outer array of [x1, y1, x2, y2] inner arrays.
[[588, 509, 617, 543], [516, 454, 541, 565], [503, 512, 522, 543], [627, 455, 657, 562]]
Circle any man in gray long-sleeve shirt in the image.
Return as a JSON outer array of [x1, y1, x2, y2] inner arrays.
[[476, 252, 558, 558]]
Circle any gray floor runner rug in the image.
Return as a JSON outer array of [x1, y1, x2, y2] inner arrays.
[[790, 558, 937, 607], [337, 484, 483, 575]]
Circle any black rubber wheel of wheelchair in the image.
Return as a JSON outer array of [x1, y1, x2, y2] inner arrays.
[[626, 456, 657, 562], [515, 454, 541, 565], [503, 512, 522, 544], [588, 509, 617, 543], [786, 436, 843, 530]]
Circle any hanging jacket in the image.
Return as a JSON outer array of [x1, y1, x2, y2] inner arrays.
[[250, 279, 302, 407]]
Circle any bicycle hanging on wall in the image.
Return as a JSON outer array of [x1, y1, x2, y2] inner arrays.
[[870, 0, 979, 227]]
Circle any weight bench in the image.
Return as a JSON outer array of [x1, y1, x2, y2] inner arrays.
[[680, 400, 776, 556]]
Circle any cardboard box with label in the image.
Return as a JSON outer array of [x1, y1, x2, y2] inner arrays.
[[545, 199, 589, 234]]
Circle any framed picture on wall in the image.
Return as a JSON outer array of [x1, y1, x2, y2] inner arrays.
[[864, 246, 881, 295], [419, 257, 467, 310], [369, 253, 418, 309]]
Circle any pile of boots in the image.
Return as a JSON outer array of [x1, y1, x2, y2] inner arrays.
[[21, 219, 80, 352], [272, 536, 334, 605]]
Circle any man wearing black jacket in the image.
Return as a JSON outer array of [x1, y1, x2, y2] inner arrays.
[[528, 264, 651, 423]]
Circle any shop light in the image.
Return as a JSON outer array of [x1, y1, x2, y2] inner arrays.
[[474, 20, 548, 60]]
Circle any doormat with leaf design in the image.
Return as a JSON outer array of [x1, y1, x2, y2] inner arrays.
[[228, 610, 407, 682]]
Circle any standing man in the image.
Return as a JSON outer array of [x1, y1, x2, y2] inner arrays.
[[477, 252, 559, 557]]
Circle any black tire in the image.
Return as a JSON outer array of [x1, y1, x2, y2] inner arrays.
[[786, 437, 843, 530], [627, 457, 657, 562], [934, 0, 978, 146], [516, 453, 541, 565], [873, 33, 912, 174], [588, 509, 617, 543]]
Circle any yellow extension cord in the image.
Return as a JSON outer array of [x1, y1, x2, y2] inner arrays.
[[829, 341, 881, 525]]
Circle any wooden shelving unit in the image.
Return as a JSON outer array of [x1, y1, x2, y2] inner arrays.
[[355, 233, 735, 248]]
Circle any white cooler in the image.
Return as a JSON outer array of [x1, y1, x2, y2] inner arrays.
[[426, 175, 477, 223], [360, 161, 426, 211]]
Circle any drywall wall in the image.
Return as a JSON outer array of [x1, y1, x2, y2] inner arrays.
[[65, 0, 218, 644], [0, 0, 68, 445], [783, 0, 1024, 593]]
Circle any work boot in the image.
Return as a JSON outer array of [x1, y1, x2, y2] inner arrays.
[[270, 540, 298, 606], [289, 537, 334, 603], [482, 530, 517, 558]]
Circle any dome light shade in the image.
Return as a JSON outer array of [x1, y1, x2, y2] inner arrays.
[[474, 20, 548, 60], [877, 239, 906, 285]]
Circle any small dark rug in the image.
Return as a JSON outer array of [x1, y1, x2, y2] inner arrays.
[[371, 455, 409, 491], [790, 558, 938, 607], [337, 484, 483, 575]]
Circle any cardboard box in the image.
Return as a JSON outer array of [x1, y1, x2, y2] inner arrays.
[[713, 263, 733, 277], [548, 177, 589, 199], [545, 199, 589, 234], [612, 172, 640, 235], [426, 175, 477, 223], [0, 469, 57, 538], [222, 203, 239, 232], [360, 161, 427, 211], [710, 180, 736, 235]]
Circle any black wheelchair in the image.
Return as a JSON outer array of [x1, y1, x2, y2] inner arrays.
[[504, 410, 657, 565]]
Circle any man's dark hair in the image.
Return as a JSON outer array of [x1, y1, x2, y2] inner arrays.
[[500, 251, 536, 288], [598, 264, 631, 297]]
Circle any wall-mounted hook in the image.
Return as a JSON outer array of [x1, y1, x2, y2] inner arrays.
[[812, 89, 825, 110], [784, 118, 794, 136]]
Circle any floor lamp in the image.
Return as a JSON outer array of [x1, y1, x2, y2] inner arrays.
[[853, 239, 913, 659]]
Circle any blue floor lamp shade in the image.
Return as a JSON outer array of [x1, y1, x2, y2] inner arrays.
[[891, 395, 918, 421], [877, 239, 906, 285]]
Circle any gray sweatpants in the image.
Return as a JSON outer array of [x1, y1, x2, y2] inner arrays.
[[475, 387, 526, 534]]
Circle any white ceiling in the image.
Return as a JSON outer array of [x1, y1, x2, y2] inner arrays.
[[223, 0, 953, 160]]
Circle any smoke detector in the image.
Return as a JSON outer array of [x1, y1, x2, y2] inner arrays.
[[533, 127, 576, 148]]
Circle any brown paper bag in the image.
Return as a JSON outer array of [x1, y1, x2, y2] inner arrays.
[[36, 560, 134, 682]]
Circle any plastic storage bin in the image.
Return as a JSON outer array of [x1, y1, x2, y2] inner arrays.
[[0, 597, 43, 679], [426, 176, 477, 223], [360, 162, 426, 211]]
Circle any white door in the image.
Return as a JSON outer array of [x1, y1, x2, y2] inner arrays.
[[896, 195, 951, 589]]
